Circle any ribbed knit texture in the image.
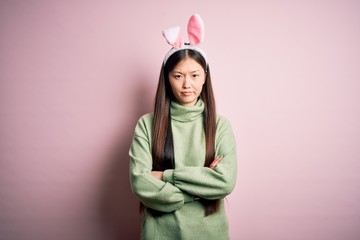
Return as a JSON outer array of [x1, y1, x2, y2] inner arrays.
[[129, 99, 237, 240]]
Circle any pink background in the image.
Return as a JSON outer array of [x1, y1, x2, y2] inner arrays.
[[1, 1, 360, 239]]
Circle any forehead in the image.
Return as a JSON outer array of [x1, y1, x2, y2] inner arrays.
[[172, 56, 204, 72]]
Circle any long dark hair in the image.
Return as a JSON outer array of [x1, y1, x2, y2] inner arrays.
[[150, 49, 219, 216]]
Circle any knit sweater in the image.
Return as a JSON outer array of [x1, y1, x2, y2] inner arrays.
[[129, 99, 237, 240]]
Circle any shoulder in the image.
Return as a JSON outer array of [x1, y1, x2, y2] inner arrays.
[[216, 114, 235, 137], [134, 112, 153, 137], [215, 115, 236, 146], [216, 115, 233, 130], [137, 112, 153, 123]]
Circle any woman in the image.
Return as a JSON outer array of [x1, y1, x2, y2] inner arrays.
[[129, 14, 237, 240]]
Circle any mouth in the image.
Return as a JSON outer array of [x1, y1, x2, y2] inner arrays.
[[181, 92, 193, 96]]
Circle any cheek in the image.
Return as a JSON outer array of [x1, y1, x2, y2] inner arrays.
[[195, 83, 203, 91], [195, 80, 205, 91], [169, 81, 181, 92]]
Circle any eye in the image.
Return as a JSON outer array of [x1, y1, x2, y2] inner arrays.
[[173, 74, 182, 79], [192, 74, 199, 78]]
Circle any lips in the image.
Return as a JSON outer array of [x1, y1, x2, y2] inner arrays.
[[181, 92, 193, 96]]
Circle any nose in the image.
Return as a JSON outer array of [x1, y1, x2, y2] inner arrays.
[[182, 74, 191, 89]]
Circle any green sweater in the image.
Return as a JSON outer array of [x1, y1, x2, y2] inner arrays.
[[129, 99, 237, 240]]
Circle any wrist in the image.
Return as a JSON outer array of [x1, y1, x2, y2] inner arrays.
[[163, 169, 175, 183]]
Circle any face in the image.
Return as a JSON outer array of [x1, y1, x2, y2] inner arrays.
[[168, 56, 206, 107]]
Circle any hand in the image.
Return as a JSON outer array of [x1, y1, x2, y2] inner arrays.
[[209, 156, 223, 170], [151, 171, 164, 180]]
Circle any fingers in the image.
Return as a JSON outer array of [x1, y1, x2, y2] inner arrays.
[[209, 156, 223, 169]]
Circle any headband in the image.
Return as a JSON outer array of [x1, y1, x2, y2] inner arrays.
[[162, 14, 208, 66]]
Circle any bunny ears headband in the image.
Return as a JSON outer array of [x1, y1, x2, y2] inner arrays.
[[162, 14, 208, 66]]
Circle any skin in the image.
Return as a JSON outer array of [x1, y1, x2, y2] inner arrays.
[[151, 56, 222, 180], [168, 56, 206, 107]]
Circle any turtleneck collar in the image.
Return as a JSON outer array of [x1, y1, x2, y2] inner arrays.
[[170, 98, 204, 122]]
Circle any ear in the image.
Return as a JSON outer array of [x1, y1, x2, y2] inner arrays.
[[162, 26, 183, 48], [187, 14, 204, 45]]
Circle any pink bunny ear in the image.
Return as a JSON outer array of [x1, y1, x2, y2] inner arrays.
[[187, 14, 204, 45], [162, 26, 183, 48]]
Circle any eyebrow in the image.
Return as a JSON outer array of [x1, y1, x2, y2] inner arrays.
[[172, 70, 201, 74]]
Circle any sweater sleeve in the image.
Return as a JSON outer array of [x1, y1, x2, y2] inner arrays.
[[129, 115, 194, 213], [163, 117, 237, 200]]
